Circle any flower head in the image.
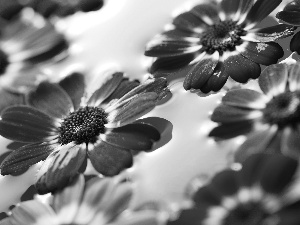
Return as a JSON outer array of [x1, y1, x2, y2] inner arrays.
[[0, 71, 170, 194], [276, 0, 300, 54], [209, 60, 300, 162], [145, 0, 294, 93], [0, 174, 164, 225], [167, 154, 300, 225]]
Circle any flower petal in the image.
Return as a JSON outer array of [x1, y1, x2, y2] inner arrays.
[[8, 200, 58, 225], [281, 127, 300, 159], [211, 104, 260, 123], [210, 170, 239, 196], [103, 122, 160, 151], [59, 72, 86, 110], [258, 63, 288, 96], [234, 126, 278, 163], [0, 142, 55, 176], [190, 4, 220, 25], [0, 88, 25, 114], [26, 82, 73, 118], [183, 52, 219, 90], [53, 175, 85, 224], [276, 11, 300, 26], [290, 31, 300, 54], [35, 144, 86, 194], [238, 41, 284, 66], [111, 211, 163, 225], [288, 62, 300, 92], [193, 186, 221, 207], [221, 0, 240, 18], [246, 0, 282, 24], [249, 24, 295, 42], [106, 93, 157, 128], [172, 12, 206, 33], [0, 106, 56, 143], [237, 0, 254, 19], [209, 120, 255, 139], [88, 141, 132, 176], [88, 72, 124, 106], [224, 53, 261, 83]]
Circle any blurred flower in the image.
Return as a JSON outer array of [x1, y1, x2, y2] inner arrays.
[[276, 0, 300, 54], [209, 61, 300, 162], [0, 71, 170, 194], [167, 154, 300, 225], [0, 174, 165, 225], [145, 0, 294, 93]]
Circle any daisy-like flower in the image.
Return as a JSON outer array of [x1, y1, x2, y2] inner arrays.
[[0, 174, 165, 225], [0, 71, 169, 194], [209, 60, 300, 162], [145, 0, 295, 93], [277, 0, 300, 54], [167, 154, 300, 225]]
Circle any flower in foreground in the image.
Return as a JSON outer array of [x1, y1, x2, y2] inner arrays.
[[145, 0, 294, 93], [0, 71, 169, 194], [167, 154, 300, 225], [277, 0, 300, 54], [209, 60, 300, 162], [0, 174, 165, 225]]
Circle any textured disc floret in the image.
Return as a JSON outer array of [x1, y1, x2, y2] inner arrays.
[[263, 91, 300, 128], [200, 20, 246, 54], [58, 106, 108, 145]]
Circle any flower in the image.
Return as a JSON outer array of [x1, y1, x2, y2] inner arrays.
[[0, 174, 164, 225], [167, 154, 300, 225], [209, 60, 300, 162], [276, 0, 300, 54], [145, 0, 295, 93], [0, 71, 170, 194]]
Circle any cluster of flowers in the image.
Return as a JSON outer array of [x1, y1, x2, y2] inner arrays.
[[2, 0, 300, 224]]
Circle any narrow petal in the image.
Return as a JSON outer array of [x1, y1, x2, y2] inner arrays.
[[53, 175, 85, 224], [0, 106, 56, 143], [59, 72, 86, 110], [238, 41, 284, 66], [249, 24, 295, 42], [288, 62, 300, 92], [290, 31, 300, 54], [221, 0, 240, 18], [190, 4, 220, 25], [224, 53, 261, 83], [211, 104, 260, 123], [0, 142, 55, 176], [209, 120, 255, 139], [26, 82, 73, 118], [222, 89, 267, 109], [9, 200, 58, 225], [276, 11, 300, 26], [172, 12, 206, 33], [237, 0, 254, 19], [246, 0, 282, 24], [106, 93, 157, 128], [103, 122, 160, 151], [258, 63, 288, 96], [259, 154, 297, 194], [35, 144, 86, 194], [183, 52, 219, 90], [235, 126, 278, 163], [88, 72, 124, 106], [88, 141, 133, 176]]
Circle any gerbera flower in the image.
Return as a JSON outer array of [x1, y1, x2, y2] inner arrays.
[[0, 174, 165, 225], [209, 60, 300, 162], [0, 71, 169, 194], [145, 0, 295, 93], [276, 0, 300, 54], [167, 154, 300, 225]]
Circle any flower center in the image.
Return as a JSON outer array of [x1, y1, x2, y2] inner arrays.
[[58, 106, 108, 145], [263, 91, 300, 128], [0, 49, 9, 75], [200, 20, 246, 54], [223, 202, 269, 225]]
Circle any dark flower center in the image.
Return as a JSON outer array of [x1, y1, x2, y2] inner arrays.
[[58, 106, 108, 145], [263, 91, 300, 128], [200, 20, 246, 54], [0, 49, 9, 75], [223, 202, 269, 225]]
